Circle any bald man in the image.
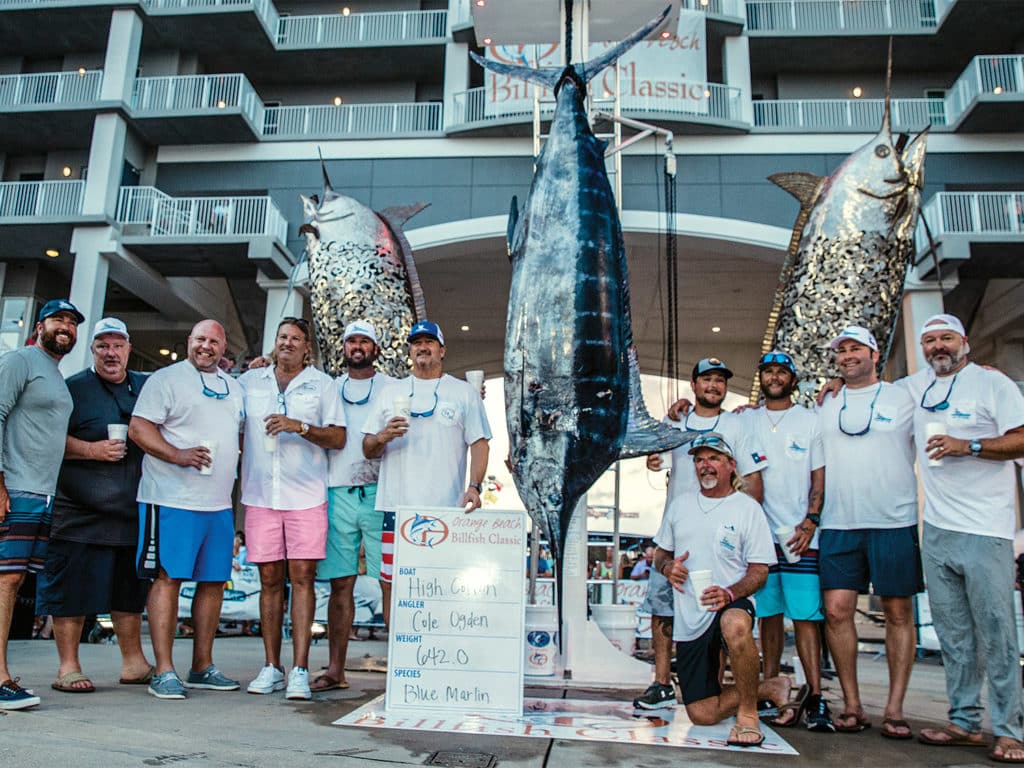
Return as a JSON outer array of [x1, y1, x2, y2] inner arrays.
[[129, 320, 245, 700]]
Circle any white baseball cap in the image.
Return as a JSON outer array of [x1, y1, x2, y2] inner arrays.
[[91, 317, 129, 341], [920, 313, 966, 338], [343, 320, 378, 345], [830, 324, 878, 352]]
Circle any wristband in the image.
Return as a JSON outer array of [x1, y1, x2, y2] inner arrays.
[[724, 587, 735, 603]]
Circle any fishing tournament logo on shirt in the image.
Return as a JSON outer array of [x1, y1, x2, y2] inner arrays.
[[400, 513, 450, 548]]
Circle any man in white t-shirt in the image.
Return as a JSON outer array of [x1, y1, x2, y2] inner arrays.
[[816, 324, 921, 738], [362, 320, 491, 626], [635, 357, 766, 711], [653, 433, 786, 747], [904, 314, 1024, 762], [312, 320, 397, 693], [129, 319, 245, 701], [745, 350, 832, 732]]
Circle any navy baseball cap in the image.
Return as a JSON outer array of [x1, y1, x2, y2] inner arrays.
[[38, 298, 85, 324], [758, 350, 797, 376], [408, 320, 444, 346], [692, 357, 733, 380]]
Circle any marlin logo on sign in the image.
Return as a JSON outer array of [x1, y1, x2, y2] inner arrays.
[[751, 452, 767, 464], [400, 514, 450, 548], [951, 408, 972, 420]]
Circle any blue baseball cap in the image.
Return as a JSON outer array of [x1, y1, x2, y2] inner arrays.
[[38, 298, 85, 324], [758, 350, 797, 376], [692, 357, 733, 380], [408, 320, 444, 346]]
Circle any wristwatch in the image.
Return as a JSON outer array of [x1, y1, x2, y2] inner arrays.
[[806, 513, 821, 526], [300, 422, 311, 436], [969, 439, 982, 457], [468, 482, 483, 492]]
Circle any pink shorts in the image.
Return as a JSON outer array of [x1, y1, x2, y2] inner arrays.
[[243, 502, 328, 563]]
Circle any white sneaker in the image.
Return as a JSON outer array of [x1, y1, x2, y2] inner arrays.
[[247, 664, 285, 694], [285, 667, 311, 700]]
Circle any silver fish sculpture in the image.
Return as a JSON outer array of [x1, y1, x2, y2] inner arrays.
[[757, 54, 928, 406], [472, 7, 694, 636], [299, 162, 427, 378]]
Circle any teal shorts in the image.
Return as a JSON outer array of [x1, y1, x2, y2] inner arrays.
[[755, 546, 824, 622], [317, 485, 382, 581]]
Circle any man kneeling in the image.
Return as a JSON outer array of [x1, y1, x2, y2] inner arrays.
[[653, 433, 790, 747]]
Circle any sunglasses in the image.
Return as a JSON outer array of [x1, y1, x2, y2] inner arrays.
[[759, 352, 796, 372], [280, 317, 310, 333], [919, 373, 957, 413], [199, 369, 231, 399], [689, 434, 731, 453]]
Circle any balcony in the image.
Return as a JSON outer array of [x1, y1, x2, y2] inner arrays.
[[275, 9, 447, 49], [753, 97, 944, 132], [117, 186, 294, 278], [0, 180, 85, 220], [0, 69, 103, 107], [0, 69, 108, 149], [946, 54, 1024, 131], [263, 101, 442, 139], [130, 74, 264, 143], [745, 0, 946, 34]]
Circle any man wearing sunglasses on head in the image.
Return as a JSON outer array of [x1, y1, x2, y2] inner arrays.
[[815, 324, 920, 738], [129, 319, 245, 701], [362, 320, 491, 625], [900, 314, 1024, 762]]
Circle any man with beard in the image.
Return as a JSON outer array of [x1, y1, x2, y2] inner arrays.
[[36, 318, 154, 693], [129, 319, 244, 700], [743, 351, 832, 732], [311, 321, 396, 693], [0, 298, 80, 710], [654, 433, 786, 747], [903, 315, 1024, 762], [635, 358, 766, 711], [363, 320, 491, 625]]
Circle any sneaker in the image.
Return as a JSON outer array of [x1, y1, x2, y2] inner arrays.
[[285, 667, 311, 701], [0, 678, 41, 710], [184, 665, 240, 691], [633, 682, 676, 710], [147, 671, 187, 700], [247, 664, 286, 695], [805, 693, 836, 733]]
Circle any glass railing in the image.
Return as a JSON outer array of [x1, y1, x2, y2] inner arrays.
[[0, 180, 85, 218], [276, 9, 447, 48], [263, 101, 442, 137], [946, 54, 1024, 126], [131, 73, 264, 129], [117, 186, 288, 243], [0, 70, 103, 107], [753, 97, 945, 130], [746, 0, 942, 33]]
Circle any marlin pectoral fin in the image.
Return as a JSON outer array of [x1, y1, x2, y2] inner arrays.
[[769, 172, 825, 209], [380, 202, 429, 227], [617, 347, 700, 458], [507, 196, 519, 262]]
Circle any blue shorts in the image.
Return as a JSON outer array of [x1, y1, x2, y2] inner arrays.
[[0, 491, 53, 574], [136, 504, 233, 582], [756, 546, 824, 621], [318, 485, 382, 581], [818, 525, 924, 597], [640, 567, 673, 617]]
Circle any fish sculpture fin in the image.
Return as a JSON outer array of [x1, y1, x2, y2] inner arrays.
[[507, 196, 519, 262], [768, 171, 825, 209], [378, 206, 429, 321], [618, 347, 701, 459]]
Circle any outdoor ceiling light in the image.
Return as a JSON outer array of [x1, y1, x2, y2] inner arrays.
[[45, 249, 59, 258]]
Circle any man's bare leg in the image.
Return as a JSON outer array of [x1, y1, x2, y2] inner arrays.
[[111, 610, 152, 681], [824, 588, 866, 728], [879, 596, 915, 738], [189, 581, 226, 673], [52, 616, 90, 688], [320, 575, 356, 686], [651, 615, 674, 686], [257, 561, 285, 669], [381, 580, 392, 629], [794, 619, 823, 696], [759, 614, 784, 679], [287, 560, 318, 670], [146, 571, 181, 675]]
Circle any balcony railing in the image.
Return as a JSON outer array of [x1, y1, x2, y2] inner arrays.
[[916, 191, 1024, 256], [131, 73, 264, 128], [0, 180, 85, 219], [117, 186, 288, 243], [746, 0, 941, 33], [683, 0, 744, 17], [276, 9, 447, 48], [754, 97, 945, 130], [140, 0, 280, 36], [263, 101, 442, 137], [0, 70, 103, 107], [946, 54, 1024, 125]]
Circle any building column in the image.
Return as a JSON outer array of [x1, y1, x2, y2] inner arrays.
[[100, 9, 143, 104], [62, 244, 112, 375], [901, 282, 945, 376], [257, 273, 305, 356], [723, 35, 753, 125], [443, 41, 470, 130]]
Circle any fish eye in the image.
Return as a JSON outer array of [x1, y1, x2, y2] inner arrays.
[[874, 145, 891, 158]]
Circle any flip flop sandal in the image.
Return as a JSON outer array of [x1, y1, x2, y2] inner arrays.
[[727, 725, 765, 748], [918, 725, 986, 747], [309, 674, 350, 692], [990, 738, 1024, 763], [120, 665, 156, 685], [881, 718, 913, 740], [835, 712, 871, 732], [771, 685, 810, 728], [52, 671, 95, 693]]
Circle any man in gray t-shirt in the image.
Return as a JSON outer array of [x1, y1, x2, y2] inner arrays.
[[0, 298, 81, 711]]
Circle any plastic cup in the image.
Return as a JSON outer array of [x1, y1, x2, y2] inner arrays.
[[660, 451, 673, 470], [199, 439, 215, 475], [393, 396, 411, 419], [465, 370, 484, 395], [925, 421, 945, 467], [775, 525, 801, 564], [263, 431, 277, 452], [107, 423, 128, 442], [689, 569, 713, 610]]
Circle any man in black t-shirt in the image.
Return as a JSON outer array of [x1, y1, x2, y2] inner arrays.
[[36, 318, 154, 692]]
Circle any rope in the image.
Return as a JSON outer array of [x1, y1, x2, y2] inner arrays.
[[664, 158, 679, 396], [564, 0, 573, 63]]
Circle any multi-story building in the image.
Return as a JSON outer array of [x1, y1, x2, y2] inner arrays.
[[0, 0, 1021, 393]]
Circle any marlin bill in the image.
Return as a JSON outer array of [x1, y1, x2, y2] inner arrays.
[[759, 87, 928, 406], [472, 6, 695, 609], [299, 162, 427, 378]]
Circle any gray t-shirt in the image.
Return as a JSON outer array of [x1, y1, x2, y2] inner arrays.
[[0, 345, 74, 495]]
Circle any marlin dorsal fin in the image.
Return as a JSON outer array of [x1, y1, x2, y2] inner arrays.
[[617, 347, 699, 459], [380, 203, 428, 228], [769, 172, 825, 209]]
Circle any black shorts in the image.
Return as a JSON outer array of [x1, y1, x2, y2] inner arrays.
[[675, 597, 756, 705], [36, 538, 151, 616]]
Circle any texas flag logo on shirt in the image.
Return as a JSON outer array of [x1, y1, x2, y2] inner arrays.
[[751, 451, 767, 465]]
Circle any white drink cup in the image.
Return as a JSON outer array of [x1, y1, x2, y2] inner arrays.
[[199, 439, 215, 475], [689, 569, 713, 610], [263, 430, 277, 452], [107, 423, 128, 442], [775, 525, 801, 564], [925, 421, 945, 467], [660, 451, 673, 471], [465, 370, 484, 396], [393, 396, 411, 419]]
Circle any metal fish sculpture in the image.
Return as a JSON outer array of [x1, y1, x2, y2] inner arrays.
[[472, 7, 694, 638], [757, 53, 928, 406], [299, 162, 427, 378]]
